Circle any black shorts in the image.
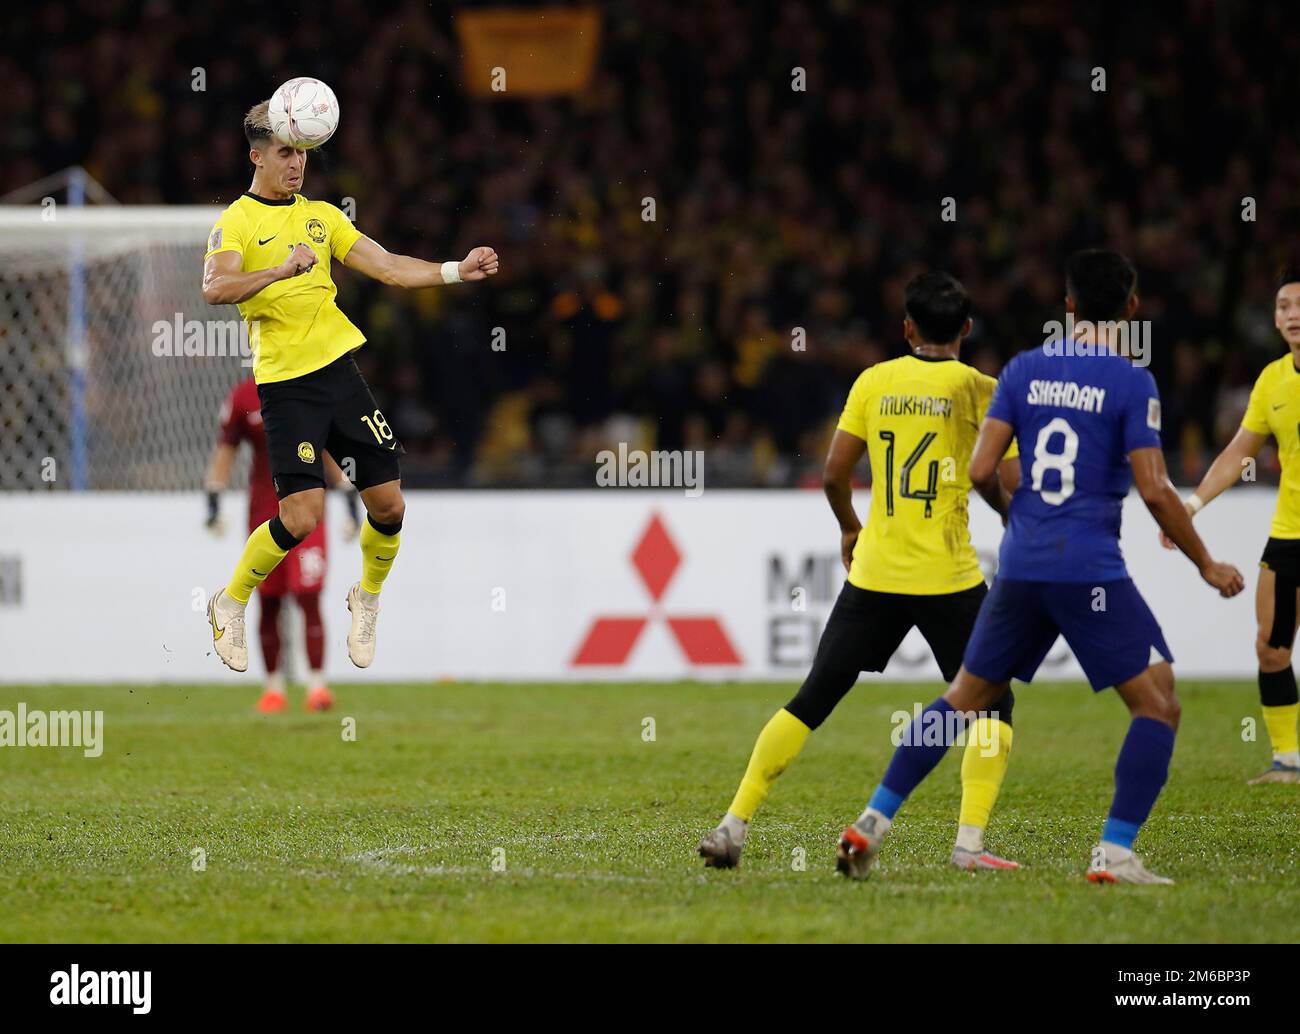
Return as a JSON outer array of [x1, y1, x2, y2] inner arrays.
[[257, 352, 405, 499], [784, 580, 995, 730], [828, 581, 989, 682], [1260, 537, 1300, 580], [1260, 538, 1300, 648]]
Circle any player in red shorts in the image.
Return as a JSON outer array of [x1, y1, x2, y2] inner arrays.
[[203, 376, 360, 713]]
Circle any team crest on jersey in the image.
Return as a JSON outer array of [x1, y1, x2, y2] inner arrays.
[[298, 441, 316, 463], [306, 218, 327, 244]]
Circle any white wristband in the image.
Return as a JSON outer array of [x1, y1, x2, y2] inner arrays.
[[1187, 493, 1204, 515], [440, 260, 462, 285]]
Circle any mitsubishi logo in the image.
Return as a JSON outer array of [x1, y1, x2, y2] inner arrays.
[[571, 513, 742, 666]]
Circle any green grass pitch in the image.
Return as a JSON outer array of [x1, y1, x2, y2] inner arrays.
[[0, 680, 1296, 943]]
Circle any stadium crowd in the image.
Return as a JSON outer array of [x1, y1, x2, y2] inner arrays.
[[6, 0, 1300, 486]]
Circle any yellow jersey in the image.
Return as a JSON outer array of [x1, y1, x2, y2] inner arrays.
[[1241, 354, 1300, 538], [204, 193, 365, 383], [837, 354, 1016, 595]]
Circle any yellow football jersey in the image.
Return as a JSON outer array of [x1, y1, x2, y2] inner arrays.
[[1241, 354, 1300, 538], [204, 193, 365, 383], [837, 354, 1016, 595]]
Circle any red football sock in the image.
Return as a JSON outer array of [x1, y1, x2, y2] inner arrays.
[[259, 595, 283, 675], [298, 592, 325, 670]]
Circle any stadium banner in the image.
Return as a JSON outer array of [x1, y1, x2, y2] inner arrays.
[[455, 9, 602, 97], [0, 489, 1267, 683]]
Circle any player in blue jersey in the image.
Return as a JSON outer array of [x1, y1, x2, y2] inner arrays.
[[834, 250, 1245, 885]]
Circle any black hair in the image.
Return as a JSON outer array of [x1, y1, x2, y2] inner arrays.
[[903, 271, 971, 344], [1275, 264, 1300, 294], [1065, 249, 1138, 323]]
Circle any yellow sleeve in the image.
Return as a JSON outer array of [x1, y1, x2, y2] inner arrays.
[[204, 207, 246, 261], [1241, 364, 1274, 435], [322, 203, 363, 262], [836, 369, 873, 442]]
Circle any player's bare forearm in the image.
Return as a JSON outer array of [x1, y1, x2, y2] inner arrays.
[[1130, 446, 1240, 594], [1192, 426, 1268, 506], [824, 478, 859, 534], [344, 237, 500, 289], [385, 254, 454, 289], [823, 430, 866, 533], [972, 470, 1008, 520], [202, 266, 285, 305], [824, 429, 866, 570], [969, 417, 1016, 518], [1144, 477, 1212, 570]]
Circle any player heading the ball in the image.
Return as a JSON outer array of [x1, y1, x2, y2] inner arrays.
[[201, 90, 499, 673]]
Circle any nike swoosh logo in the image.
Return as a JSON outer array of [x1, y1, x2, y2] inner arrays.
[[258, 236, 276, 245], [375, 555, 394, 562], [1273, 403, 1286, 410], [209, 602, 224, 642], [387, 442, 398, 450], [252, 568, 267, 576]]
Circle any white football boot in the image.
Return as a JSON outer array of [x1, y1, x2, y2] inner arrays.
[[1087, 847, 1173, 885], [1247, 761, 1300, 785], [207, 589, 248, 672], [346, 583, 381, 668]]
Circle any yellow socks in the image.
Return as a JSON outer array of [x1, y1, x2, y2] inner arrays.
[[359, 515, 402, 595], [1262, 703, 1299, 759], [225, 518, 298, 605], [957, 718, 1014, 847], [727, 708, 812, 822]]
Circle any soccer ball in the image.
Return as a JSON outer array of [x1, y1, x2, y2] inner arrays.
[[268, 77, 339, 149]]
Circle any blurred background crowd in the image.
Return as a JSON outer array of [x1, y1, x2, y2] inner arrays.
[[6, 0, 1300, 487]]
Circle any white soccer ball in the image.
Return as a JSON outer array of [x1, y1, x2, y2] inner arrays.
[[268, 77, 339, 149]]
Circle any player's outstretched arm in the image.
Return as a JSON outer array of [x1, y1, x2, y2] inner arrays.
[[823, 429, 867, 571], [969, 416, 1015, 520], [1131, 445, 1245, 598], [1187, 425, 1267, 508], [1158, 426, 1266, 549], [342, 237, 499, 289], [201, 245, 317, 305]]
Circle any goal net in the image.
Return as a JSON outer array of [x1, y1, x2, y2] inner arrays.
[[0, 205, 250, 491]]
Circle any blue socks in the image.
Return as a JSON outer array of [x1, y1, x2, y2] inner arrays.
[[869, 697, 961, 819], [863, 700, 1175, 852], [1102, 717, 1176, 849]]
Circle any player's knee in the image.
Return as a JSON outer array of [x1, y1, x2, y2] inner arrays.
[[1166, 690, 1182, 729], [1138, 667, 1180, 728], [1256, 636, 1291, 671], [368, 496, 405, 527], [945, 667, 1004, 713], [279, 498, 321, 539], [281, 512, 318, 539]]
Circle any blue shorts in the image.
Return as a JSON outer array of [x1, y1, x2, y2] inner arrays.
[[962, 578, 1173, 691]]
